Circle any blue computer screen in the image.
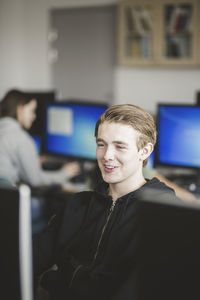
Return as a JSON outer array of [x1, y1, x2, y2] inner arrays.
[[157, 104, 200, 168], [31, 135, 41, 154], [44, 102, 108, 160], [146, 150, 154, 168]]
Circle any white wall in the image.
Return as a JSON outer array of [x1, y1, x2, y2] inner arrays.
[[114, 68, 200, 113], [0, 0, 200, 114], [22, 0, 50, 89], [0, 0, 51, 97], [0, 0, 26, 95]]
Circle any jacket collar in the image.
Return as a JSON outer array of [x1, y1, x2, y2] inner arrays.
[[94, 178, 163, 203]]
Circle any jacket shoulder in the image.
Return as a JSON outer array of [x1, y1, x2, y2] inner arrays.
[[65, 190, 94, 211]]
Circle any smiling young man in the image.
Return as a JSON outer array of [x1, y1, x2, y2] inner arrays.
[[34, 104, 178, 300], [96, 121, 150, 201]]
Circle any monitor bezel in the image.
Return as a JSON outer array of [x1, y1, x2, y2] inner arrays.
[[25, 90, 56, 137], [196, 91, 200, 106], [155, 102, 200, 170], [136, 189, 200, 300], [42, 99, 109, 162]]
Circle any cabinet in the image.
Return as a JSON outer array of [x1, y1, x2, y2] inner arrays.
[[118, 0, 200, 66]]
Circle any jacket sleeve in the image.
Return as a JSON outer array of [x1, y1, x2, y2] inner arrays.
[[33, 214, 60, 277], [17, 130, 68, 186], [33, 192, 92, 276], [110, 268, 136, 300]]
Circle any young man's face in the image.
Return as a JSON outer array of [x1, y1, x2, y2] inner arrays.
[[96, 121, 145, 186]]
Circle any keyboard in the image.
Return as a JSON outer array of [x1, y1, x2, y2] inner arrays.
[[42, 160, 64, 171]]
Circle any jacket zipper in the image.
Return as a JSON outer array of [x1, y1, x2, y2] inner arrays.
[[68, 264, 83, 288], [68, 200, 116, 288], [93, 200, 116, 262]]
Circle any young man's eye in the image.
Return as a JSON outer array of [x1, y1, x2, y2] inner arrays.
[[117, 145, 126, 149], [97, 143, 104, 147]]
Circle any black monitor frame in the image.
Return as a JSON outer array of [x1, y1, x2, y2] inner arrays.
[[196, 90, 200, 106], [24, 90, 56, 138], [136, 190, 200, 300]]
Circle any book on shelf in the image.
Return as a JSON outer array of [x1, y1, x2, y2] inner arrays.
[[130, 6, 152, 36], [167, 4, 192, 34], [131, 39, 142, 57], [126, 7, 134, 32], [130, 36, 151, 58], [166, 36, 190, 58], [141, 36, 151, 58]]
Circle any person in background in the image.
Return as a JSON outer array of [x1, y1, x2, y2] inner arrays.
[[0, 89, 80, 187], [33, 104, 180, 300]]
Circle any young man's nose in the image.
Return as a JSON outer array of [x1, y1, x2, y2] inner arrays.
[[104, 146, 115, 160]]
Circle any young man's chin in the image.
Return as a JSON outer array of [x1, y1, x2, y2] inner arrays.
[[102, 174, 119, 184]]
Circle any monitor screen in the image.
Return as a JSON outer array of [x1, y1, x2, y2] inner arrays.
[[31, 135, 41, 154], [156, 104, 200, 169], [146, 150, 154, 169], [43, 101, 108, 161]]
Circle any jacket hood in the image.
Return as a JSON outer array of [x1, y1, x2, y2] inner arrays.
[[94, 177, 176, 202]]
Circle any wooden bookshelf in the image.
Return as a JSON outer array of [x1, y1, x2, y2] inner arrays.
[[118, 0, 200, 66]]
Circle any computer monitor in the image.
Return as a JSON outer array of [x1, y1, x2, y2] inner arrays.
[[43, 101, 108, 161], [31, 135, 41, 154], [136, 190, 200, 300], [196, 90, 200, 105], [24, 90, 56, 138], [155, 103, 200, 169], [146, 150, 154, 169], [0, 184, 33, 300]]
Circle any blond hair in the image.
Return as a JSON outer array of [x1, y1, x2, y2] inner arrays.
[[95, 104, 157, 167]]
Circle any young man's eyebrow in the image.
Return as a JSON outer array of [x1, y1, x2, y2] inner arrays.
[[113, 141, 129, 146], [96, 138, 129, 146]]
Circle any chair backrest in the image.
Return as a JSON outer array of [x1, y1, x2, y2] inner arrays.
[[0, 184, 33, 300]]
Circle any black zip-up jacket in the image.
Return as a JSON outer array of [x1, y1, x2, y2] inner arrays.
[[33, 178, 178, 300]]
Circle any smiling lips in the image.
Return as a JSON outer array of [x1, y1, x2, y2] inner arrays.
[[104, 165, 118, 173]]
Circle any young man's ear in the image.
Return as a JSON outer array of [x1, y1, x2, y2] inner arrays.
[[139, 143, 153, 161]]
